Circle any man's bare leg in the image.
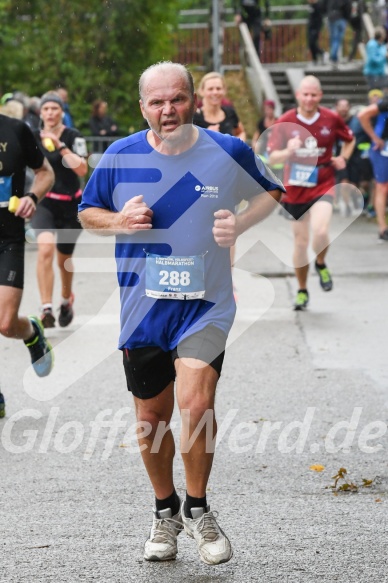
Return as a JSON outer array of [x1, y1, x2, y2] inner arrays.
[[175, 359, 218, 498], [374, 182, 388, 235], [133, 382, 176, 500], [292, 216, 310, 290], [310, 200, 332, 263], [0, 284, 54, 378], [0, 286, 34, 340], [175, 357, 233, 565]]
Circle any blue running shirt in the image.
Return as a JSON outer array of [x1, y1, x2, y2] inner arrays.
[[79, 128, 284, 350]]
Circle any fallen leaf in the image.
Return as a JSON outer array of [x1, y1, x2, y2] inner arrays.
[[309, 464, 325, 472]]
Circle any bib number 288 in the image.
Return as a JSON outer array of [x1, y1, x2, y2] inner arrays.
[[159, 270, 191, 286]]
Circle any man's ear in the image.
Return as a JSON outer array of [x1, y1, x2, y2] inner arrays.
[[139, 99, 146, 119]]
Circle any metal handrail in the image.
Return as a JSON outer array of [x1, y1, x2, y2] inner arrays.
[[179, 6, 310, 18], [84, 135, 122, 154], [239, 22, 282, 116]]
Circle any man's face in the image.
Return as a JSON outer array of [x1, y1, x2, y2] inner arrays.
[[140, 70, 197, 144], [296, 82, 322, 115], [336, 100, 350, 120]]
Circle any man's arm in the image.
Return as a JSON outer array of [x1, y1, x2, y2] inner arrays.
[[212, 189, 283, 248], [78, 195, 153, 236], [15, 159, 54, 219], [339, 137, 356, 162], [268, 135, 302, 166], [331, 137, 356, 170], [358, 104, 384, 150]]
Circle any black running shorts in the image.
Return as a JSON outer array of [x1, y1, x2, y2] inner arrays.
[[31, 198, 82, 255], [281, 194, 333, 221], [122, 325, 227, 399], [0, 241, 24, 289], [336, 150, 362, 186]]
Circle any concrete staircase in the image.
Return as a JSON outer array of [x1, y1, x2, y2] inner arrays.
[[269, 69, 294, 110], [305, 66, 369, 109], [268, 64, 369, 112]]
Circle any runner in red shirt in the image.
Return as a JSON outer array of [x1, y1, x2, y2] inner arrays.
[[267, 75, 355, 310]]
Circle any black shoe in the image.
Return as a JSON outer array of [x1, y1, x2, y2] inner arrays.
[[41, 307, 56, 328], [58, 293, 74, 327], [24, 317, 54, 377], [294, 290, 309, 310], [315, 263, 333, 291], [378, 229, 388, 241]]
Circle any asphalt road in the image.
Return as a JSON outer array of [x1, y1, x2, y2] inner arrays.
[[1, 210, 387, 582]]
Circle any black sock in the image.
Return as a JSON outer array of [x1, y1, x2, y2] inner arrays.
[[184, 493, 207, 518], [155, 489, 180, 516], [24, 321, 38, 345], [315, 261, 326, 269], [298, 288, 308, 294]]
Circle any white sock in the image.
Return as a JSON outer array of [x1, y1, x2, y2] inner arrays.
[[61, 297, 70, 306], [42, 303, 53, 311]]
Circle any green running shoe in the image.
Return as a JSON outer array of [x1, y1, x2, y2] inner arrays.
[[24, 317, 54, 377], [315, 264, 333, 291], [294, 290, 309, 311]]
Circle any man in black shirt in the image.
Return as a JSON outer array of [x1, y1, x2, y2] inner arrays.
[[234, 0, 271, 58], [308, 0, 325, 65], [0, 114, 55, 406]]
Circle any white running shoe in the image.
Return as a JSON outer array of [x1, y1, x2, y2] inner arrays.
[[144, 505, 183, 561], [182, 503, 233, 565]]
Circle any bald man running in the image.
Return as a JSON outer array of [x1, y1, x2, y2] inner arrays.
[[79, 61, 284, 566], [267, 76, 355, 310]]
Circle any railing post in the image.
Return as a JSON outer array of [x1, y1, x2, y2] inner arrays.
[[210, 0, 224, 72]]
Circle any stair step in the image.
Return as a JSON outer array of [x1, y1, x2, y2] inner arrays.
[[319, 84, 367, 89], [269, 66, 368, 111]]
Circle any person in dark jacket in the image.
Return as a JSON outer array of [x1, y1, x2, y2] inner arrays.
[[89, 100, 119, 153], [234, 0, 271, 58], [348, 0, 366, 61], [307, 0, 325, 64], [322, 0, 351, 66]]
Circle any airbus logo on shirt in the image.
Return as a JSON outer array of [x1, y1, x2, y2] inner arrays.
[[195, 184, 219, 198]]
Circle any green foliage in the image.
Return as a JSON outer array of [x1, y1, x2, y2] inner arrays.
[[0, 0, 180, 132]]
